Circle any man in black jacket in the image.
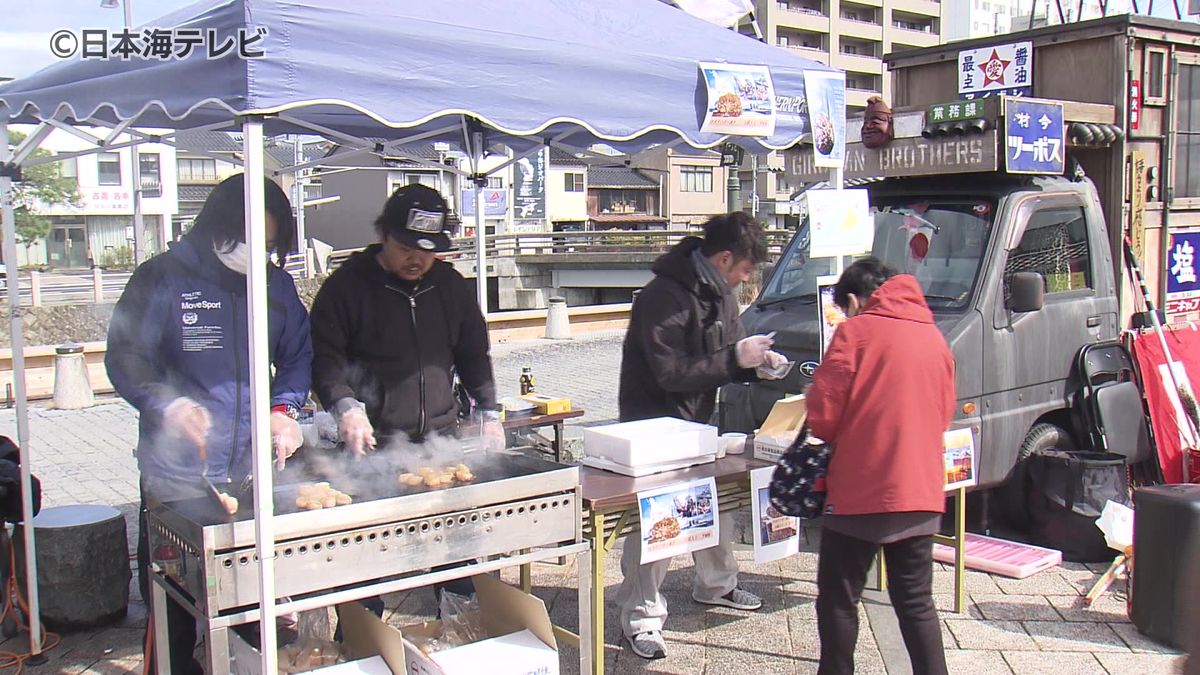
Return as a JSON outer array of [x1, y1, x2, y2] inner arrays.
[[310, 185, 498, 626], [310, 184, 498, 450], [616, 212, 785, 659]]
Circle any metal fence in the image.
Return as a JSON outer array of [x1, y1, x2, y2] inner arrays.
[[327, 228, 793, 272], [0, 229, 794, 305], [0, 270, 134, 306]]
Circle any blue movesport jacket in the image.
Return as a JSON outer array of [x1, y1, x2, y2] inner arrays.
[[105, 235, 312, 482]]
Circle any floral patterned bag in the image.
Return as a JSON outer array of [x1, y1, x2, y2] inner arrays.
[[768, 424, 831, 519]]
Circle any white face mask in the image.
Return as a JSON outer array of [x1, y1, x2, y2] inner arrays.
[[214, 242, 249, 275]]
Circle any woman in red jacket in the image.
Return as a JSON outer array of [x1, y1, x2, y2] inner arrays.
[[806, 257, 956, 675]]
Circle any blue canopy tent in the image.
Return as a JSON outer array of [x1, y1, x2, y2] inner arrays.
[[0, 0, 838, 670]]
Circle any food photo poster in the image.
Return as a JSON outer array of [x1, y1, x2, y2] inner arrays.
[[699, 62, 778, 136], [803, 70, 846, 167], [638, 477, 720, 563], [751, 466, 802, 563]]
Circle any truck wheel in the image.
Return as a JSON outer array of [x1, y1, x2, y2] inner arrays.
[[1002, 423, 1076, 531]]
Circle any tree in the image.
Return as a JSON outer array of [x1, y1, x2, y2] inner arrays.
[[5, 131, 81, 265]]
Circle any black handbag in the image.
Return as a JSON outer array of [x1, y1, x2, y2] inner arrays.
[[768, 424, 831, 519]]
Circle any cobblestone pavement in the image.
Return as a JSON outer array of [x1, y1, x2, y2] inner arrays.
[[0, 331, 1189, 673]]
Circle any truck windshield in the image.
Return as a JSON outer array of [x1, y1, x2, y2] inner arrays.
[[758, 197, 995, 311]]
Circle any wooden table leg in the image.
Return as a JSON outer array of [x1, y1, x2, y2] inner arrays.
[[954, 486, 967, 614], [589, 510, 606, 675]]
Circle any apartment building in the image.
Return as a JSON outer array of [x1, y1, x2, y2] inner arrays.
[[753, 0, 944, 112], [943, 0, 1023, 41]]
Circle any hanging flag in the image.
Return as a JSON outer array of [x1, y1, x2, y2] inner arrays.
[[669, 0, 754, 27]]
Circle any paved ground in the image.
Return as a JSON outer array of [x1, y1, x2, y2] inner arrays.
[[0, 331, 1189, 673]]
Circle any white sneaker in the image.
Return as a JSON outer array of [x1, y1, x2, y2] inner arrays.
[[626, 631, 667, 659], [694, 587, 763, 611]]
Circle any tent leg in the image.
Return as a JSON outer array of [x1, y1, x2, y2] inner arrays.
[[241, 118, 277, 675], [0, 121, 43, 657], [472, 131, 488, 318]]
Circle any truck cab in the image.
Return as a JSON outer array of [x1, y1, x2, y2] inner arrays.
[[720, 117, 1120, 493]]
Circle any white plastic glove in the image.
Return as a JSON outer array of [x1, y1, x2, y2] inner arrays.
[[271, 412, 303, 470], [756, 350, 791, 380], [482, 419, 506, 453], [735, 334, 775, 369], [339, 407, 377, 457], [163, 397, 213, 457]]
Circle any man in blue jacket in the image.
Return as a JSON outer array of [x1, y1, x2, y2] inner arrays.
[[106, 174, 312, 674]]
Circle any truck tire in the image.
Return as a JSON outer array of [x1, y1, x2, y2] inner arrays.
[[1002, 423, 1077, 531]]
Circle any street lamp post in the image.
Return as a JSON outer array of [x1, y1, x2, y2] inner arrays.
[[102, 0, 146, 266]]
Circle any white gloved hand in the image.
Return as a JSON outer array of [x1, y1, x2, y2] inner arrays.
[[271, 412, 303, 470], [482, 419, 506, 453], [756, 350, 790, 380], [735, 334, 775, 369], [163, 397, 213, 457], [339, 407, 377, 457]]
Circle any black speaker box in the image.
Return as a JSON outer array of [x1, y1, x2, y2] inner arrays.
[[1132, 484, 1200, 650]]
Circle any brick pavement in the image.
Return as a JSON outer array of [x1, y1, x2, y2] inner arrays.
[[0, 331, 1189, 673]]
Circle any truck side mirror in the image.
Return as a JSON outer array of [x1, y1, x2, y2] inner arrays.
[[1009, 272, 1045, 313]]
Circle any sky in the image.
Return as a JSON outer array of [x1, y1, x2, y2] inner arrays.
[[0, 0, 1191, 81], [0, 0, 198, 80]]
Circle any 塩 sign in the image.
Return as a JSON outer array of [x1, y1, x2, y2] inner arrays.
[[1005, 98, 1064, 175], [1166, 229, 1200, 317]]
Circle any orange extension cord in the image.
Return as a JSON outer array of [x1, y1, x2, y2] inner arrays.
[[0, 540, 61, 673]]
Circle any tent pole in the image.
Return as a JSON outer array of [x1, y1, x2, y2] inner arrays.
[[242, 118, 278, 675], [473, 131, 488, 317], [0, 119, 44, 659]]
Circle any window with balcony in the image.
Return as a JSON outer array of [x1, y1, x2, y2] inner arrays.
[[139, 153, 162, 198], [564, 172, 584, 192], [893, 19, 933, 32], [177, 158, 217, 182], [487, 176, 504, 189], [598, 190, 651, 214], [680, 166, 713, 193], [98, 152, 122, 186]]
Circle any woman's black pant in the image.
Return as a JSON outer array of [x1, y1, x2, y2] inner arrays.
[[816, 528, 947, 675]]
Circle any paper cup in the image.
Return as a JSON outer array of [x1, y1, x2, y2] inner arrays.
[[720, 432, 748, 457]]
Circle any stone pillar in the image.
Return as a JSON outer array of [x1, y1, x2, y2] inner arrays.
[[16, 505, 130, 631], [52, 344, 94, 410], [545, 296, 571, 340]]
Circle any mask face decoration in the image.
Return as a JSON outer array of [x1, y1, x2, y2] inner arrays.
[[862, 96, 894, 150], [214, 242, 249, 275]]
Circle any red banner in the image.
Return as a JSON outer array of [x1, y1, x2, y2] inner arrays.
[[1130, 326, 1200, 483]]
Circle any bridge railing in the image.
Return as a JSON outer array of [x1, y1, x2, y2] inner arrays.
[[327, 228, 792, 272]]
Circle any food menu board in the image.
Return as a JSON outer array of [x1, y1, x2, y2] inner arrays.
[[751, 466, 802, 563], [817, 274, 846, 360], [698, 62, 778, 137], [943, 428, 977, 491], [637, 477, 720, 563]]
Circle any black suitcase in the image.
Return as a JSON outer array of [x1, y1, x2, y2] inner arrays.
[[1132, 484, 1200, 650], [1028, 450, 1129, 562]]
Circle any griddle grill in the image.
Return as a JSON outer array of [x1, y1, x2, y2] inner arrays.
[[147, 451, 581, 616]]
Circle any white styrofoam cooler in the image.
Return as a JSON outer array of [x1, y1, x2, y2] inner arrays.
[[582, 417, 718, 469]]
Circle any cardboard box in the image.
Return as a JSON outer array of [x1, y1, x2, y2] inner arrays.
[[583, 417, 718, 468], [753, 395, 806, 463], [228, 602, 407, 674], [401, 574, 559, 675], [519, 393, 572, 415]]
